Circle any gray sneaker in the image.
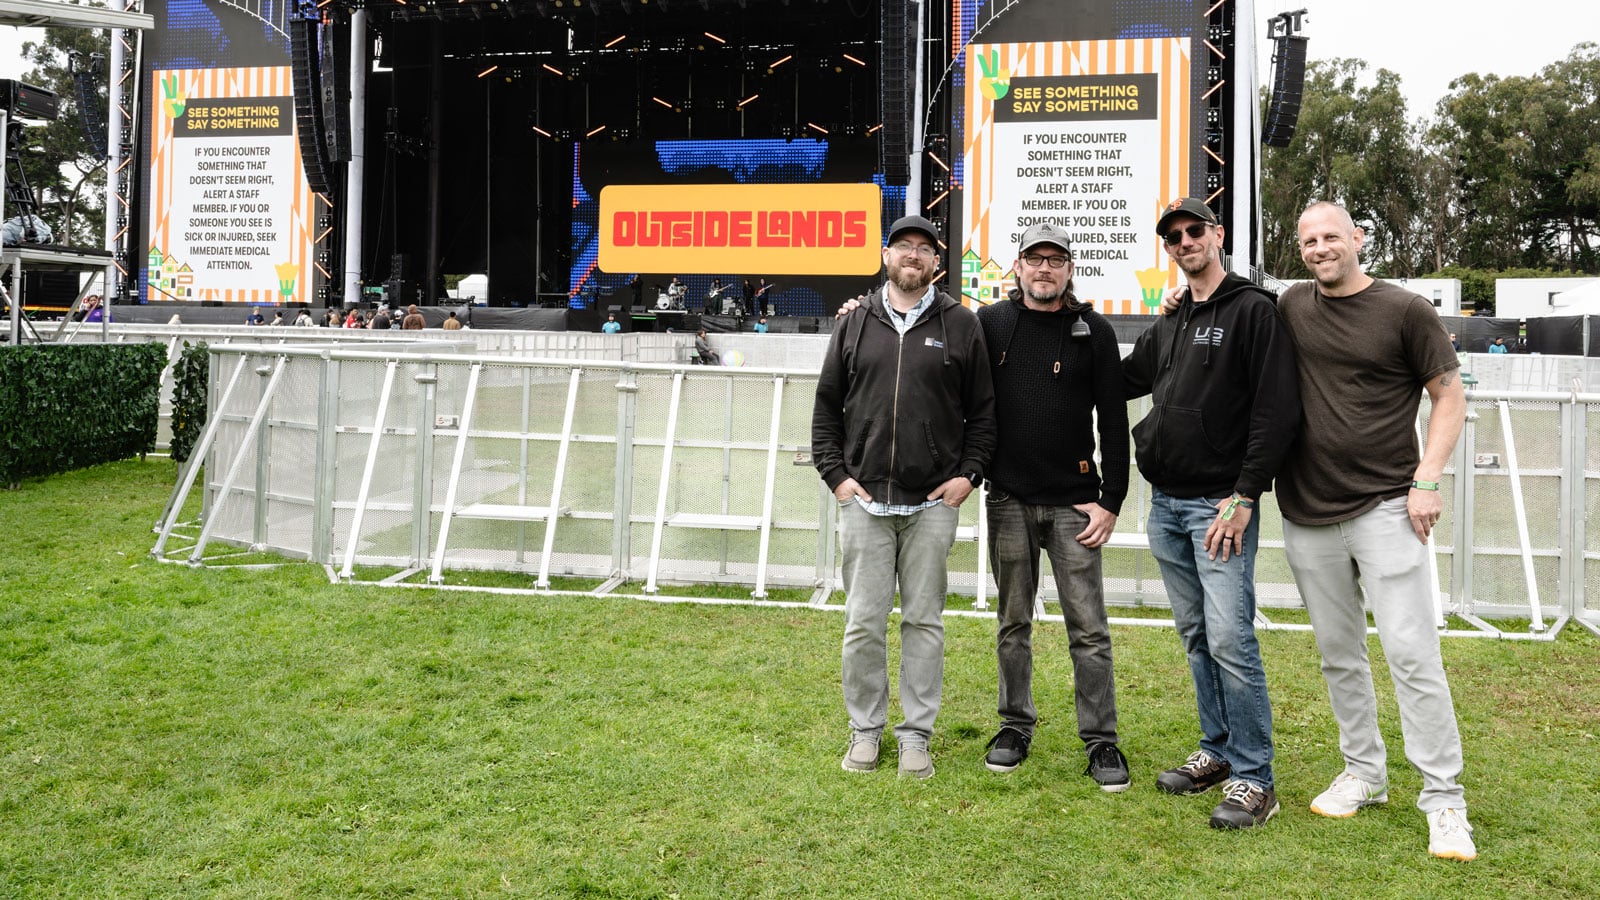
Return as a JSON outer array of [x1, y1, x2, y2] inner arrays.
[[898, 744, 935, 780], [841, 734, 879, 772]]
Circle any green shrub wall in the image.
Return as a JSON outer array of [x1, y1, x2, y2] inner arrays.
[[0, 343, 166, 487]]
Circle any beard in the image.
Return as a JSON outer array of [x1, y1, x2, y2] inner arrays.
[[887, 262, 933, 294]]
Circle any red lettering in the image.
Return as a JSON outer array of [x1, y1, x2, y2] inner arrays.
[[817, 210, 842, 247], [844, 210, 866, 246], [613, 211, 637, 247], [792, 210, 815, 247], [703, 211, 728, 247], [759, 210, 789, 247], [730, 211, 752, 246]]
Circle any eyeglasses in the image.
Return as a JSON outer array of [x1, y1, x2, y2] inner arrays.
[[890, 241, 938, 258], [1163, 222, 1213, 246], [1021, 253, 1070, 269]]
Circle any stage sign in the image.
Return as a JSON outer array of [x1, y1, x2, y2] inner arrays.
[[961, 39, 1192, 315], [146, 67, 317, 304], [598, 183, 883, 276]]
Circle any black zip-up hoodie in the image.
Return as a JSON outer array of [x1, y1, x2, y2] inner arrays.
[[812, 288, 998, 505], [1122, 273, 1300, 499]]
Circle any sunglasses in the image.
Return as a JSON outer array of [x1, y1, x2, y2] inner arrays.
[[1163, 222, 1213, 246]]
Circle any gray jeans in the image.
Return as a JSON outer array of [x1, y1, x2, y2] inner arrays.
[[1285, 497, 1467, 812], [838, 498, 960, 746], [986, 493, 1118, 747]]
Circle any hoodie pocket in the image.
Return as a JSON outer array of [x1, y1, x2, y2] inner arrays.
[[848, 419, 874, 467]]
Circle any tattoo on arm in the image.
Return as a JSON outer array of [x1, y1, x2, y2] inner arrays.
[[1440, 372, 1455, 387]]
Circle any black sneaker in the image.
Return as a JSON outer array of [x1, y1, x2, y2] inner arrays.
[[1156, 750, 1232, 795], [1209, 780, 1279, 829], [1086, 742, 1131, 793], [983, 727, 1030, 773]]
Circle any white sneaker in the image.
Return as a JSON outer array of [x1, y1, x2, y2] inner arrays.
[[1427, 808, 1477, 861], [1310, 771, 1388, 818]]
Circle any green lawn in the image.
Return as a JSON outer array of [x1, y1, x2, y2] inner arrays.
[[3, 460, 1597, 898]]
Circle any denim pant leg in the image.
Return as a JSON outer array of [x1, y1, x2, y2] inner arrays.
[[1146, 490, 1275, 789], [987, 493, 1041, 737], [1042, 505, 1118, 747], [839, 500, 896, 738], [892, 501, 959, 744]]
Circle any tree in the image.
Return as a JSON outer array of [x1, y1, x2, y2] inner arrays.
[[1258, 59, 1436, 277], [15, 27, 111, 246]]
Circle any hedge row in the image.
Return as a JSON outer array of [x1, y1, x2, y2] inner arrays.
[[0, 343, 167, 488]]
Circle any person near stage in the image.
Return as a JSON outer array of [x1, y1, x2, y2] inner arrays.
[[666, 276, 687, 310], [706, 278, 727, 313], [1488, 336, 1508, 353], [812, 215, 997, 780], [753, 316, 769, 334], [602, 313, 622, 334], [742, 278, 755, 312], [975, 222, 1132, 790], [1124, 197, 1300, 830], [401, 304, 426, 330], [82, 295, 106, 323], [269, 310, 285, 326], [442, 311, 463, 330], [368, 307, 392, 330], [167, 313, 182, 326], [322, 309, 342, 327], [294, 309, 314, 326], [343, 309, 361, 328], [693, 329, 720, 365], [1278, 200, 1475, 861], [753, 278, 773, 315]]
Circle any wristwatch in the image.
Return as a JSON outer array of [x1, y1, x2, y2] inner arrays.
[[964, 471, 982, 487]]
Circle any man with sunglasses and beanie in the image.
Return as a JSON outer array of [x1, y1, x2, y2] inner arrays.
[[813, 214, 997, 780], [1123, 197, 1300, 828], [975, 222, 1131, 790]]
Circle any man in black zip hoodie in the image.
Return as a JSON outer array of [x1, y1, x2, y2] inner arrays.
[[975, 222, 1132, 791], [1123, 197, 1301, 829], [813, 215, 997, 780]]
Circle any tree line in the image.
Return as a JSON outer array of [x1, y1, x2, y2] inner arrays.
[[1260, 42, 1600, 312]]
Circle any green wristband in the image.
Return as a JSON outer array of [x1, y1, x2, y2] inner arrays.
[[1411, 480, 1439, 491]]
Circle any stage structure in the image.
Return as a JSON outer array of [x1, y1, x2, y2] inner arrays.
[[941, 0, 1263, 316], [114, 0, 1263, 319]]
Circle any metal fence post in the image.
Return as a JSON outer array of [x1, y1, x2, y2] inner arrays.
[[613, 367, 639, 580], [413, 365, 439, 567], [311, 352, 341, 564]]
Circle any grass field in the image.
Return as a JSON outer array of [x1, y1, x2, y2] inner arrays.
[[4, 460, 1599, 898]]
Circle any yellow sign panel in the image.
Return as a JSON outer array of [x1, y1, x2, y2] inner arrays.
[[598, 183, 883, 275]]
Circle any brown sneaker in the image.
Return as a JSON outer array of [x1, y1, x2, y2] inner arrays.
[[1156, 750, 1232, 795], [1209, 781, 1279, 829]]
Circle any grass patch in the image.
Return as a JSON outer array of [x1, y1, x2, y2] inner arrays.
[[2, 460, 1598, 897]]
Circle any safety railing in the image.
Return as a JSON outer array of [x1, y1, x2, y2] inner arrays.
[[148, 339, 1600, 640]]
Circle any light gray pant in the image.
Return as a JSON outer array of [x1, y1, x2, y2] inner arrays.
[[1284, 497, 1467, 812], [838, 498, 960, 746]]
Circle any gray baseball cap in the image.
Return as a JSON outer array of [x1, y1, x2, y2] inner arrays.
[[887, 215, 940, 246], [1019, 221, 1072, 254]]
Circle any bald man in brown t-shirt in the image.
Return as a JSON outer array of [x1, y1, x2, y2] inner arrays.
[[1277, 201, 1475, 863]]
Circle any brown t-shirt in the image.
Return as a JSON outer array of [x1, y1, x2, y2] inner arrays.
[[1276, 279, 1459, 525]]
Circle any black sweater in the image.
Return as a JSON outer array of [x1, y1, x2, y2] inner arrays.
[[1122, 273, 1301, 500], [812, 289, 998, 506], [977, 297, 1129, 514]]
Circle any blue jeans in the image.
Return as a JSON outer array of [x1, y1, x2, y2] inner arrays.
[[1146, 489, 1275, 789]]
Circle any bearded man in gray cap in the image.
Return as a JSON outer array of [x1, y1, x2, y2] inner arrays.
[[975, 221, 1132, 790], [812, 214, 997, 780]]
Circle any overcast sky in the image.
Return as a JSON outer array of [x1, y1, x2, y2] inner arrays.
[[2, 2, 1592, 119]]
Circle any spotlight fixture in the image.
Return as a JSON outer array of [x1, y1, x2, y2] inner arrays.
[[477, 65, 499, 78], [737, 93, 759, 108], [531, 125, 552, 137], [806, 122, 829, 135], [768, 54, 792, 68], [542, 63, 566, 76], [652, 96, 674, 109], [586, 124, 607, 138], [842, 53, 866, 67], [605, 34, 626, 48], [704, 31, 726, 44]]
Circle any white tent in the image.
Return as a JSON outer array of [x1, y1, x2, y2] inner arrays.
[[1551, 278, 1600, 314]]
